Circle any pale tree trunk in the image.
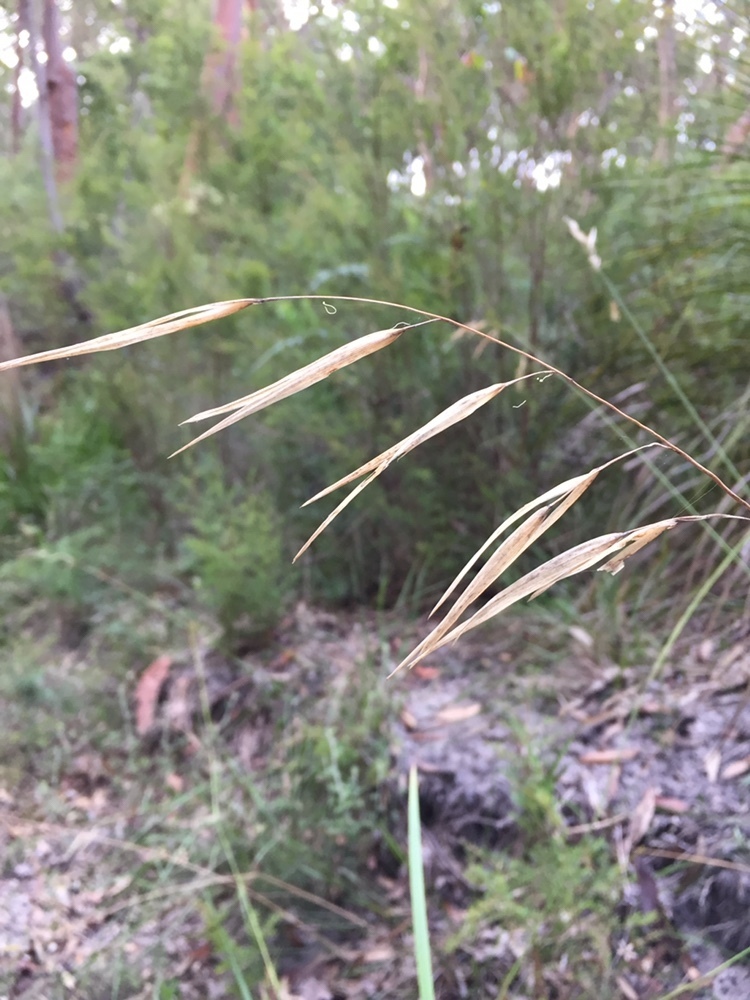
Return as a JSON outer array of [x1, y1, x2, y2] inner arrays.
[[42, 0, 78, 184], [180, 0, 247, 195], [654, 0, 676, 165], [26, 0, 64, 232], [10, 0, 28, 155], [27, 0, 90, 326]]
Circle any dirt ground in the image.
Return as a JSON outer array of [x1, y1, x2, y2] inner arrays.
[[2, 606, 750, 998]]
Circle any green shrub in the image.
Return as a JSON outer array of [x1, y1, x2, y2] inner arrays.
[[181, 477, 291, 650]]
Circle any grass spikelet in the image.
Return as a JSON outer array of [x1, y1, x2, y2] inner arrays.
[[171, 324, 417, 457], [0, 299, 257, 371], [391, 513, 749, 675]]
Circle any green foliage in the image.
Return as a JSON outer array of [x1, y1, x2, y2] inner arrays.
[[202, 897, 277, 999], [0, 372, 170, 641], [280, 660, 392, 851], [180, 473, 291, 650], [3, 0, 746, 618], [453, 835, 622, 996]]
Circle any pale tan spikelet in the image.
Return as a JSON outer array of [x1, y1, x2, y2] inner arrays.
[[395, 474, 597, 673], [294, 472, 381, 562], [303, 374, 549, 508], [392, 513, 742, 675], [0, 299, 256, 371], [432, 444, 665, 618], [171, 326, 408, 457], [182, 326, 409, 425], [294, 372, 552, 556]]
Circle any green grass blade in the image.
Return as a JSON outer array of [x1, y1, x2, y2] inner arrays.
[[408, 764, 436, 1000]]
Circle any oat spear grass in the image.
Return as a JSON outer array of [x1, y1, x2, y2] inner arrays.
[[0, 293, 747, 673], [1, 292, 744, 514]]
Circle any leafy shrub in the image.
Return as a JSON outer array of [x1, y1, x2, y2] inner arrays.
[[180, 475, 291, 650], [0, 375, 168, 640]]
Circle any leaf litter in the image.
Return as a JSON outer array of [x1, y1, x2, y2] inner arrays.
[[5, 609, 750, 998]]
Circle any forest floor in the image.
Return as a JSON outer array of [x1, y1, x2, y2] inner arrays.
[[2, 603, 750, 999]]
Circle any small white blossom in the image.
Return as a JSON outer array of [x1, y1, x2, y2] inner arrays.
[[563, 216, 602, 271]]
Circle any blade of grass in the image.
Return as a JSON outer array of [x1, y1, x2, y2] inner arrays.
[[409, 764, 436, 1000], [656, 943, 750, 999]]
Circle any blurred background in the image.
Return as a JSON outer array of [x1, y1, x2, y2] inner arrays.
[[0, 0, 747, 647], [1, 2, 749, 996]]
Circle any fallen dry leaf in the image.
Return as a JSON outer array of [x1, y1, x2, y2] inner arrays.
[[269, 649, 296, 671], [569, 625, 594, 649], [627, 786, 657, 850], [617, 975, 639, 1000], [134, 655, 172, 736], [704, 747, 722, 783], [412, 665, 441, 681], [721, 756, 750, 781], [165, 773, 184, 793], [361, 943, 396, 963], [697, 638, 714, 663], [286, 976, 333, 1000], [655, 796, 689, 814], [435, 703, 481, 723], [400, 709, 418, 731], [579, 747, 640, 765]]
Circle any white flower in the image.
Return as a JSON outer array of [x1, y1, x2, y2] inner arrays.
[[563, 216, 602, 271]]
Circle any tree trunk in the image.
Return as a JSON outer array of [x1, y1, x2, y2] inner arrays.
[[42, 0, 79, 184], [204, 0, 244, 125], [26, 0, 64, 232], [654, 0, 676, 165]]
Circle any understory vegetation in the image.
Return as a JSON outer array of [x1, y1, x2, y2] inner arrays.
[[1, 1, 749, 997]]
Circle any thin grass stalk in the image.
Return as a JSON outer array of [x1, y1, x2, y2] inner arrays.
[[498, 955, 524, 1000], [599, 270, 742, 487], [655, 943, 750, 1000], [645, 533, 750, 694], [247, 294, 750, 514], [586, 401, 750, 586], [0, 291, 745, 512], [408, 765, 436, 1000]]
